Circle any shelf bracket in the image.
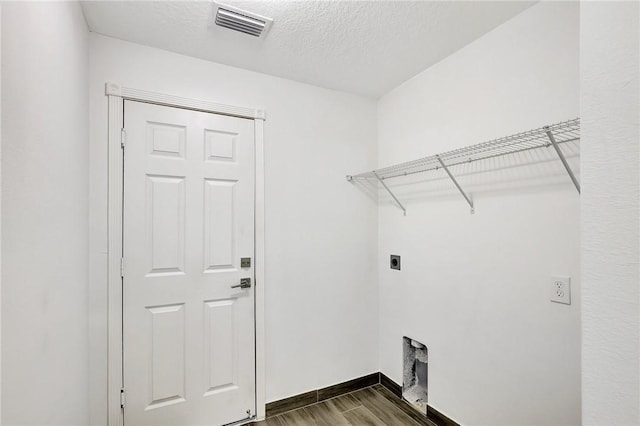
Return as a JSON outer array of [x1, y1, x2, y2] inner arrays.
[[436, 155, 474, 214], [544, 127, 581, 194], [373, 171, 406, 216]]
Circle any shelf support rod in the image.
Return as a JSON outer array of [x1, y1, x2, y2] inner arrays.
[[373, 171, 406, 216], [544, 127, 581, 194], [436, 155, 474, 214]]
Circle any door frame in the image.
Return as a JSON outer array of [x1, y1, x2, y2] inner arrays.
[[105, 82, 266, 426]]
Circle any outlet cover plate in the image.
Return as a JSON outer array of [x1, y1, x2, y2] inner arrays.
[[550, 276, 571, 305]]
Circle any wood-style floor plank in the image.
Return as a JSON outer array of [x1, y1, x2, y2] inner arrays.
[[342, 406, 386, 426], [277, 408, 319, 426], [304, 400, 351, 425], [324, 393, 360, 413], [253, 384, 445, 426], [252, 416, 287, 426], [351, 387, 422, 426], [372, 384, 437, 426]]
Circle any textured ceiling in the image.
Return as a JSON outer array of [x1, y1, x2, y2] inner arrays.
[[81, 1, 535, 98]]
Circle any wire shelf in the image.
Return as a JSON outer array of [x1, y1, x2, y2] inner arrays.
[[347, 118, 580, 214]]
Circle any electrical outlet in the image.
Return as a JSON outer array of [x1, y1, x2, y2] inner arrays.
[[550, 276, 571, 305], [390, 255, 401, 270]]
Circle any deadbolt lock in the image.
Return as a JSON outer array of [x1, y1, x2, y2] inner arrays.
[[241, 257, 251, 268]]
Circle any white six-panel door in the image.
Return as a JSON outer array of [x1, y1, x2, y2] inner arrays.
[[123, 100, 255, 425]]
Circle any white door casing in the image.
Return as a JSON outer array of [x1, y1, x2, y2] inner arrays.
[[122, 100, 256, 425], [105, 84, 266, 426]]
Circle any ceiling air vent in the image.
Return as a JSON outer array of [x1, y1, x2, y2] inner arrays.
[[213, 2, 273, 38]]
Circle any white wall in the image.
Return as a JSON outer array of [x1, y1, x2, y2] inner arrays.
[[581, 2, 640, 424], [1, 2, 90, 425], [376, 3, 580, 425], [88, 34, 378, 423]]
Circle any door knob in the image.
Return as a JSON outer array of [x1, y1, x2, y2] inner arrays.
[[231, 278, 251, 289]]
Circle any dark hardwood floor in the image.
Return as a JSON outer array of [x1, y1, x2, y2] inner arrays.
[[253, 384, 437, 426]]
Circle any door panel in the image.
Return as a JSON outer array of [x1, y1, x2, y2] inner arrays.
[[203, 179, 237, 271], [146, 175, 185, 276], [146, 303, 186, 409], [123, 100, 255, 426], [203, 299, 238, 394]]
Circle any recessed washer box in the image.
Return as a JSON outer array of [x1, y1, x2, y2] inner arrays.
[[403, 336, 427, 414]]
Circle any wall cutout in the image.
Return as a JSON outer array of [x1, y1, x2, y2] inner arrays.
[[403, 337, 427, 414]]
